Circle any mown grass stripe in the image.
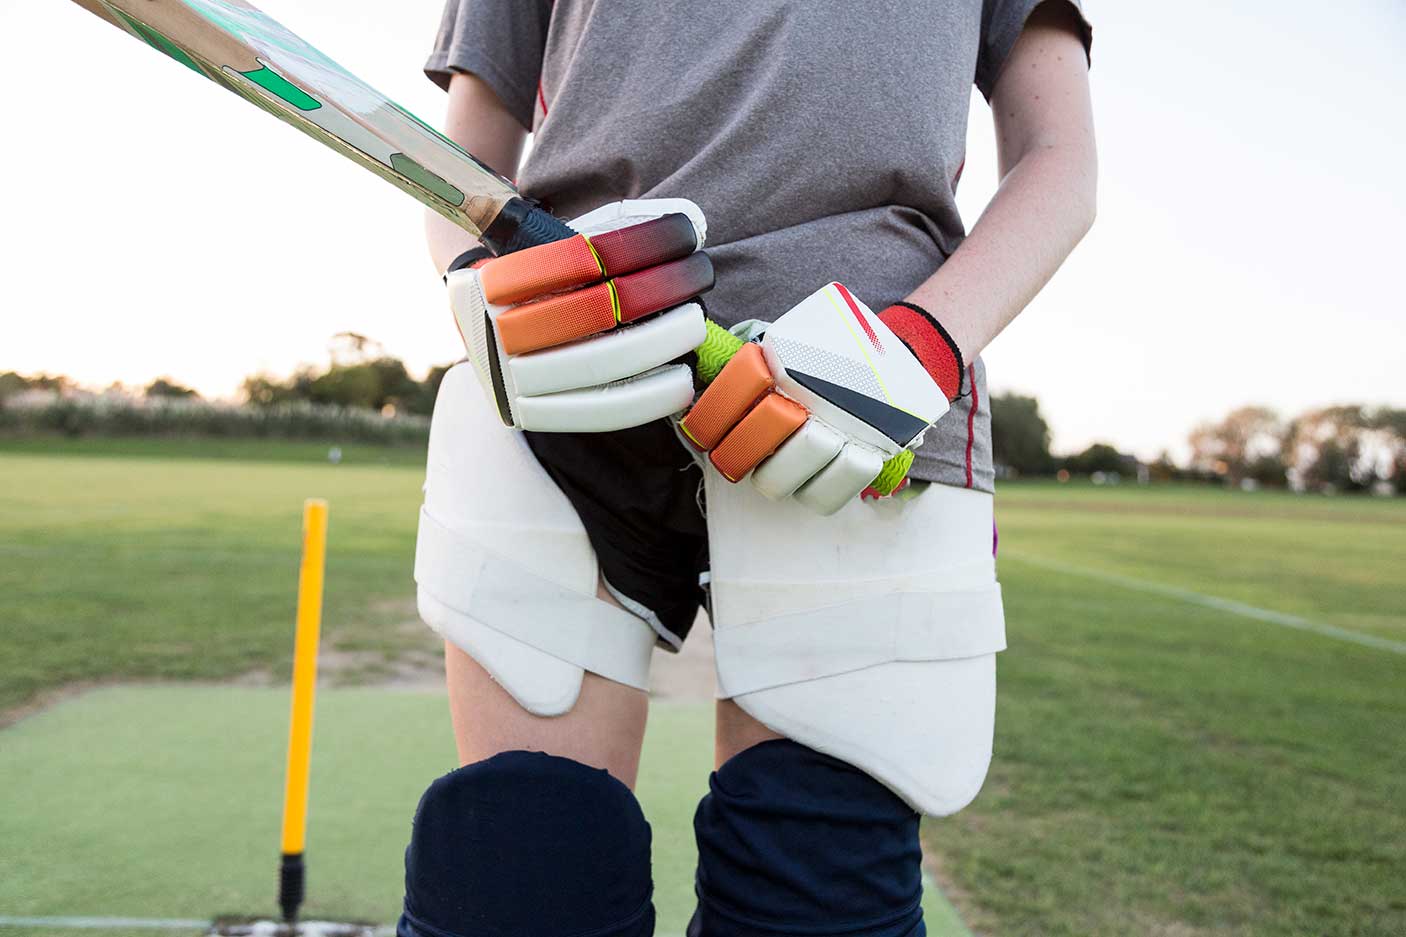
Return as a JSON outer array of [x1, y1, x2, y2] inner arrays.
[[1004, 550, 1406, 655]]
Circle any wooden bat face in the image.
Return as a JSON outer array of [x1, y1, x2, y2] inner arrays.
[[74, 0, 520, 238]]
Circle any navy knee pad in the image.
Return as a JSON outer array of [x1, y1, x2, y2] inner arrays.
[[688, 739, 924, 937], [399, 750, 654, 937]]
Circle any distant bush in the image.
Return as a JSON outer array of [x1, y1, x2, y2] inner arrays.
[[991, 392, 1056, 476], [0, 391, 428, 446], [145, 377, 200, 399]]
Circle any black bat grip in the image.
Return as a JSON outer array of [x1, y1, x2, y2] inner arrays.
[[479, 197, 576, 256]]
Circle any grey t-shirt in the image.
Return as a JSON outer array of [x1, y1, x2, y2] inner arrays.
[[426, 0, 1091, 492]]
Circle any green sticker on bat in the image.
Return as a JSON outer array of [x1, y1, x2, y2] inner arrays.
[[388, 154, 465, 206], [240, 65, 320, 111]]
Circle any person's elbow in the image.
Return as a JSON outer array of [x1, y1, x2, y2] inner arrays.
[[1070, 140, 1098, 243], [1030, 132, 1098, 248]]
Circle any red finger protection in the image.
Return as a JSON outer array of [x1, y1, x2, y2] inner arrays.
[[496, 251, 714, 355], [480, 213, 701, 306]]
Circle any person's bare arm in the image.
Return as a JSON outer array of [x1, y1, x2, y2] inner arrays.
[[907, 2, 1096, 365], [425, 72, 530, 274]]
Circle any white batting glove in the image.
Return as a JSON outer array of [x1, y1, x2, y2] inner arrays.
[[679, 283, 963, 515], [446, 199, 712, 432]]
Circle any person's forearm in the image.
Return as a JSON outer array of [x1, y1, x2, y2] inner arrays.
[[906, 141, 1096, 365], [427, 73, 529, 274], [907, 7, 1096, 366]]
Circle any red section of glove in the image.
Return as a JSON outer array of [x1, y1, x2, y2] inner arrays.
[[590, 213, 699, 279], [612, 251, 715, 325], [496, 252, 714, 356], [861, 477, 910, 501], [876, 302, 965, 401], [479, 213, 700, 307]]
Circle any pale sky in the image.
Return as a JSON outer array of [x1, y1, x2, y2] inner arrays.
[[2, 0, 1402, 459]]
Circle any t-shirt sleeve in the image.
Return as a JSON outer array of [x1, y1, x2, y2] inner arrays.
[[424, 0, 552, 130], [976, 0, 1093, 101]]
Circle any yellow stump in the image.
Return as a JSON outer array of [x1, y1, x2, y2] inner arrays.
[[278, 498, 328, 921]]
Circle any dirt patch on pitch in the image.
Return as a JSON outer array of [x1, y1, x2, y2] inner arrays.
[[650, 612, 716, 701], [2, 603, 718, 729]]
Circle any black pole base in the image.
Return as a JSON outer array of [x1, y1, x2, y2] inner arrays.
[[278, 852, 305, 924]]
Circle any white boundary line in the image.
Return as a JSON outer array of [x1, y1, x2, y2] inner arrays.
[[0, 919, 210, 930], [1003, 551, 1406, 655], [922, 871, 974, 937], [0, 922, 590, 937], [0, 922, 396, 937]]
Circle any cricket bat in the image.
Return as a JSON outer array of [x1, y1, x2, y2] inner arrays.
[[67, 0, 574, 255]]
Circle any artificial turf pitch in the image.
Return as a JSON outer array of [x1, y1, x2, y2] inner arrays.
[[0, 689, 969, 936], [2, 440, 1403, 935]]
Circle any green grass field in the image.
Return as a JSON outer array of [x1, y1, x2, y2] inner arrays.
[[2, 440, 1403, 936], [0, 439, 429, 715]]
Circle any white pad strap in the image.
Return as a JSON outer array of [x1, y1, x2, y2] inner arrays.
[[714, 585, 1006, 698], [415, 509, 655, 690]]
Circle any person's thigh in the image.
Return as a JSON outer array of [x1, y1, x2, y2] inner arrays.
[[405, 368, 700, 937], [446, 585, 649, 787], [713, 699, 780, 768]]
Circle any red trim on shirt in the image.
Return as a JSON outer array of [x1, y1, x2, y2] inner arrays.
[[833, 283, 883, 353], [964, 364, 977, 489], [537, 81, 548, 117]]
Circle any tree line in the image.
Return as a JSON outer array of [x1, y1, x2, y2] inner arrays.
[[993, 393, 1405, 494], [1, 333, 451, 419], [5, 341, 1402, 493]]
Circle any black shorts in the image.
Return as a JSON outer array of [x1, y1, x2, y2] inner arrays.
[[524, 420, 708, 647]]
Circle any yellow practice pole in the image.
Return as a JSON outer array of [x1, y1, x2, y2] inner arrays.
[[278, 498, 328, 922]]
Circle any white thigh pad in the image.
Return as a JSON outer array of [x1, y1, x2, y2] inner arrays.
[[706, 468, 1006, 816], [415, 364, 659, 716]]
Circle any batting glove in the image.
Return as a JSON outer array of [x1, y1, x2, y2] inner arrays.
[[679, 283, 963, 515], [447, 199, 714, 431]]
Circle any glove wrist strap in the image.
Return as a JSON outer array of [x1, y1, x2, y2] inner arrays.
[[877, 301, 965, 401], [445, 246, 494, 278]]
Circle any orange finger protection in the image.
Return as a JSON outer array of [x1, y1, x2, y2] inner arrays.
[[495, 283, 617, 355], [480, 213, 700, 306], [709, 392, 808, 482], [679, 343, 773, 450], [480, 234, 602, 306], [497, 252, 714, 356]]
